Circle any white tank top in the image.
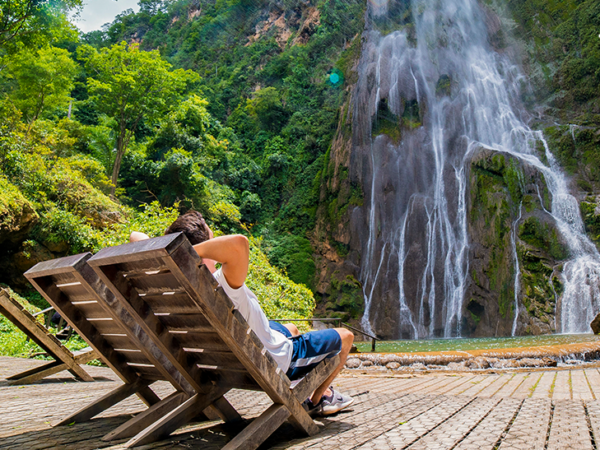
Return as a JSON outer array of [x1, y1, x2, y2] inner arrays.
[[212, 268, 293, 372]]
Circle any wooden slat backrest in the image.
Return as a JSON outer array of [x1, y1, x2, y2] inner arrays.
[[24, 253, 178, 387], [87, 233, 285, 393]]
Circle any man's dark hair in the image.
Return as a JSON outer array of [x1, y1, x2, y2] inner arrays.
[[164, 210, 210, 245]]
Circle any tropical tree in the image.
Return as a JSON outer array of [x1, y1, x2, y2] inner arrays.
[[0, 0, 81, 51], [77, 41, 199, 197], [4, 46, 78, 126]]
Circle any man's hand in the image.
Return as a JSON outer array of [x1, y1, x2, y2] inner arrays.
[[193, 235, 249, 289], [130, 231, 150, 242]]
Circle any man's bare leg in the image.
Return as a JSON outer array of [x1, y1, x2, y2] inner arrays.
[[310, 328, 354, 403]]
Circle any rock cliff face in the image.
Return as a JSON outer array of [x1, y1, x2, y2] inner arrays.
[[315, 0, 600, 338], [465, 149, 567, 337]]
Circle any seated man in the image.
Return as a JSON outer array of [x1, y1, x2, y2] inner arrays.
[[130, 211, 354, 415]]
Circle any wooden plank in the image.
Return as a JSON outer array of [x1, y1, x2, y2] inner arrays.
[[118, 260, 169, 278], [66, 301, 109, 319], [499, 398, 551, 450], [88, 262, 206, 394], [124, 388, 228, 448], [547, 400, 593, 450], [222, 404, 290, 450], [24, 252, 91, 277], [210, 395, 243, 423], [0, 290, 71, 364], [26, 273, 137, 385], [292, 355, 340, 402], [1, 286, 95, 383], [173, 333, 232, 352], [144, 293, 200, 315], [571, 370, 594, 400], [54, 378, 151, 426], [454, 398, 523, 450], [530, 371, 556, 398], [511, 372, 543, 398], [89, 233, 184, 265], [102, 391, 189, 441], [4, 342, 96, 385], [129, 272, 185, 296], [75, 261, 194, 394], [6, 360, 66, 385], [553, 370, 571, 400], [158, 314, 215, 332]]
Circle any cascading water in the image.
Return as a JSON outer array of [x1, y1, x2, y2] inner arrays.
[[355, 0, 600, 338]]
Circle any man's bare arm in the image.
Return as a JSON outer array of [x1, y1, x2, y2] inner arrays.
[[193, 235, 249, 289]]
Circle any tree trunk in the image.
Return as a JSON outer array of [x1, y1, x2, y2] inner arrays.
[[110, 131, 126, 199]]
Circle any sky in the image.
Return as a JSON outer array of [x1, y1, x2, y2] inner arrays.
[[70, 0, 140, 33]]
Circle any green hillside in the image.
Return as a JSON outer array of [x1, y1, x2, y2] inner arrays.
[[0, 0, 350, 324]]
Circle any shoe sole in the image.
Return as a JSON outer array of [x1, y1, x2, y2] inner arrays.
[[321, 398, 354, 416]]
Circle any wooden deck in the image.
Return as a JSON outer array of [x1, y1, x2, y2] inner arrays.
[[1, 356, 600, 449]]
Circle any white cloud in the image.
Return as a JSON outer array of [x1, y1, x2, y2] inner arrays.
[[71, 0, 140, 33]]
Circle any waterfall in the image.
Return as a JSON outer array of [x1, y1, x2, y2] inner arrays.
[[357, 0, 600, 338]]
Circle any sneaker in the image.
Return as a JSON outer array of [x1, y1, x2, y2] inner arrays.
[[302, 397, 323, 417], [320, 387, 354, 415]]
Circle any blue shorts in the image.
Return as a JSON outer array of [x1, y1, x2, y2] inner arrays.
[[269, 321, 342, 380]]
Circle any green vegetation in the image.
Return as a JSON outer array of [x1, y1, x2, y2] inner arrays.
[[78, 41, 199, 197], [0, 287, 93, 360], [505, 0, 600, 118], [0, 0, 365, 359], [518, 217, 569, 261], [581, 197, 600, 244], [246, 237, 315, 330]]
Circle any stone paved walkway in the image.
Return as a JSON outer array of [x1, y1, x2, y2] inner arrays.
[[1, 356, 600, 449]]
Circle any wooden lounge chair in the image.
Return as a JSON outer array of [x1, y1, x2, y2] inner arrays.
[[87, 232, 339, 449], [24, 252, 238, 432], [0, 288, 97, 385]]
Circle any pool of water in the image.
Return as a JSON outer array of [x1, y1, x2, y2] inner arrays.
[[354, 334, 600, 353]]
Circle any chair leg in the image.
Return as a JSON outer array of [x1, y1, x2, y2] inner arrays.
[[102, 391, 188, 441], [7, 360, 66, 385], [137, 385, 161, 406], [55, 379, 151, 426], [222, 404, 290, 450], [210, 396, 243, 423], [124, 388, 227, 448], [67, 364, 95, 382]]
